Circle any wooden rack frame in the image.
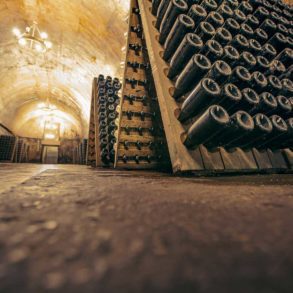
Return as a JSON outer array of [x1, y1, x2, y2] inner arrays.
[[86, 78, 98, 166], [114, 0, 170, 170]]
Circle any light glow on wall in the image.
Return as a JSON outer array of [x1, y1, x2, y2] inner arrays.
[[44, 133, 55, 139]]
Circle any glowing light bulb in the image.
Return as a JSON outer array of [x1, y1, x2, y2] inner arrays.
[[40, 32, 48, 39], [12, 28, 21, 37], [35, 43, 43, 52], [45, 133, 55, 139], [45, 41, 52, 49], [18, 38, 27, 46], [38, 102, 46, 109]]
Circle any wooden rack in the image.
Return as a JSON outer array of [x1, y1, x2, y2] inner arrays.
[[114, 0, 170, 170], [86, 78, 98, 166], [138, 0, 292, 174]]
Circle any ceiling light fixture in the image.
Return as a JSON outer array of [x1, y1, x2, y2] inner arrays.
[[12, 21, 52, 53]]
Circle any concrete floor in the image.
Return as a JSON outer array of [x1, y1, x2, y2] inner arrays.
[[0, 163, 292, 293]]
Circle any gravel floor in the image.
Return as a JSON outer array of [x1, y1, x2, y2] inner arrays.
[[0, 164, 292, 293]]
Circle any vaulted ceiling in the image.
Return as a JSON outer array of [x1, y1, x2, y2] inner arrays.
[[0, 0, 129, 138]]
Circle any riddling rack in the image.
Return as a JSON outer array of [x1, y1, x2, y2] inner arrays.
[[114, 0, 170, 170], [86, 79, 97, 166], [14, 138, 29, 163], [73, 140, 87, 165], [0, 135, 17, 162], [80, 139, 88, 165], [136, 0, 293, 174], [86, 76, 121, 167]]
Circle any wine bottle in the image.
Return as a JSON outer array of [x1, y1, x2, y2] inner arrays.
[[178, 78, 221, 122], [156, 0, 170, 29], [229, 34, 249, 51], [233, 9, 246, 24], [173, 54, 211, 99], [238, 1, 253, 14], [255, 28, 268, 45], [200, 39, 223, 63], [259, 19, 277, 38], [267, 32, 287, 53], [250, 92, 278, 116], [240, 88, 260, 112], [217, 3, 233, 20], [152, 0, 162, 16], [214, 111, 255, 148], [218, 83, 242, 113], [212, 27, 232, 46], [168, 33, 203, 80], [266, 75, 283, 96], [241, 113, 273, 149], [260, 43, 277, 61], [222, 45, 239, 67], [201, 0, 218, 13], [206, 11, 224, 29], [249, 71, 268, 94], [163, 14, 195, 61], [205, 60, 232, 85], [240, 23, 254, 39], [228, 66, 251, 89], [195, 21, 216, 42], [253, 6, 269, 23], [260, 115, 288, 149], [223, 18, 240, 36], [183, 105, 230, 148], [159, 0, 188, 45], [243, 14, 259, 30], [247, 39, 262, 55], [187, 4, 207, 29]]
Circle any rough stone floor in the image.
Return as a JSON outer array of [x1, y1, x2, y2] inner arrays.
[[0, 163, 292, 293]]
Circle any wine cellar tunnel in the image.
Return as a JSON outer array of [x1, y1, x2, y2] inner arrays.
[[0, 0, 129, 164], [0, 0, 293, 292]]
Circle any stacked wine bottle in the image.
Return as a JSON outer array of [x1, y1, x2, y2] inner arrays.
[[151, 0, 292, 153], [86, 76, 121, 167], [0, 135, 16, 162], [73, 139, 88, 164], [14, 138, 28, 163], [96, 75, 121, 165], [80, 139, 88, 165]]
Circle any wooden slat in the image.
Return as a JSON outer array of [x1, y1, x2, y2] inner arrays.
[[138, 0, 204, 173], [115, 0, 170, 170], [86, 79, 97, 166], [93, 78, 103, 167]]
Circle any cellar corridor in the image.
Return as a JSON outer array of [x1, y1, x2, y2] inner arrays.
[[0, 164, 293, 292], [1, 0, 293, 291]]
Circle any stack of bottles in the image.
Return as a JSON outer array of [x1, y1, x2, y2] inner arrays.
[[0, 135, 16, 161], [97, 75, 121, 164], [14, 139, 28, 163], [80, 139, 88, 165], [152, 0, 293, 151]]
